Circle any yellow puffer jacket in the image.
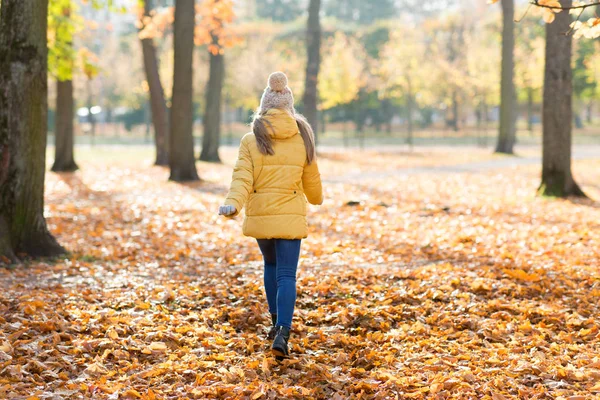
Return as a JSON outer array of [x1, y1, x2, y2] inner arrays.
[[224, 108, 323, 239]]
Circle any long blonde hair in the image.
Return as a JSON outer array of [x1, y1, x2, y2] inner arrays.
[[252, 108, 316, 164]]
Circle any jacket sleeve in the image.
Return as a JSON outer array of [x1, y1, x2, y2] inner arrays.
[[302, 158, 323, 205], [224, 136, 254, 218]]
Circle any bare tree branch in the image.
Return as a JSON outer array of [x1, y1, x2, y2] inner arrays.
[[531, 0, 600, 10]]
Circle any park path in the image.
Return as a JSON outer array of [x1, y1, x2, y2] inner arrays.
[[326, 145, 600, 184]]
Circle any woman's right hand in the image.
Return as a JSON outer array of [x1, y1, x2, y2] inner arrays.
[[218, 205, 237, 216]]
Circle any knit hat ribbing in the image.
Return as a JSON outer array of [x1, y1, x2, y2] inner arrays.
[[259, 72, 295, 113]]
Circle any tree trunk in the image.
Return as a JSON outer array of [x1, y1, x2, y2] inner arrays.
[[483, 100, 489, 147], [302, 0, 321, 141], [450, 91, 459, 132], [382, 98, 393, 136], [496, 0, 517, 154], [0, 0, 66, 262], [539, 0, 585, 198], [86, 78, 96, 146], [200, 43, 224, 163], [144, 102, 151, 142], [406, 76, 414, 150], [476, 100, 483, 147], [527, 86, 534, 135], [169, 0, 199, 181], [343, 110, 349, 148], [141, 0, 169, 166], [586, 101, 593, 124], [52, 79, 78, 172]]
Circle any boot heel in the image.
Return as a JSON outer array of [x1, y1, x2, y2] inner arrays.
[[272, 348, 287, 360], [271, 326, 290, 360]]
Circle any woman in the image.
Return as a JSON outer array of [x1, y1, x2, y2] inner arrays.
[[219, 72, 323, 359]]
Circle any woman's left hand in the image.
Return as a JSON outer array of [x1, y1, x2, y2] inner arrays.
[[218, 205, 237, 216]]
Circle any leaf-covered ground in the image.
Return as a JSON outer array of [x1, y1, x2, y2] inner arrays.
[[1, 146, 599, 399]]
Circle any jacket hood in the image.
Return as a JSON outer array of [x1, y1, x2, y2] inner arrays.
[[263, 108, 299, 140]]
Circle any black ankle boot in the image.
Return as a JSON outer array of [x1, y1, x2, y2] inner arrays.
[[272, 326, 290, 360], [267, 314, 277, 340]]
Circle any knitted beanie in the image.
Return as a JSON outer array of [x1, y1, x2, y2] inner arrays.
[[259, 72, 295, 113]]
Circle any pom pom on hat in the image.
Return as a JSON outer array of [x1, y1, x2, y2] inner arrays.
[[260, 71, 295, 113], [268, 72, 288, 92]]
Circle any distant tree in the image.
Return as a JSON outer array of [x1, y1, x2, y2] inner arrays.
[[303, 0, 321, 139], [360, 23, 391, 59], [465, 20, 500, 145], [496, 0, 516, 154], [138, 0, 170, 166], [573, 39, 597, 126], [0, 0, 66, 262], [319, 32, 364, 145], [584, 42, 600, 122], [539, 0, 586, 197], [256, 0, 303, 22], [49, 0, 79, 171], [169, 0, 199, 181], [428, 16, 469, 132], [380, 26, 435, 147], [224, 27, 285, 111], [200, 39, 224, 162], [198, 0, 239, 163], [515, 22, 544, 134], [78, 47, 100, 145]]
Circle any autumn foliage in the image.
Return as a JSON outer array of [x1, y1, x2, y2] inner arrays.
[[136, 0, 241, 53], [491, 0, 600, 38], [0, 148, 599, 398]]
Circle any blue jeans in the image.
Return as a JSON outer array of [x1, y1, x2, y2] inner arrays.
[[257, 239, 301, 329]]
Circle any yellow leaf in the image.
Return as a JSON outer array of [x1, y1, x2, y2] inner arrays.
[[107, 328, 119, 340], [85, 362, 108, 376], [539, 0, 562, 8], [142, 389, 156, 400], [471, 279, 491, 292], [122, 389, 142, 399], [251, 388, 265, 400], [135, 301, 151, 310], [543, 9, 556, 24], [148, 342, 167, 351], [261, 357, 271, 376], [503, 268, 541, 282]]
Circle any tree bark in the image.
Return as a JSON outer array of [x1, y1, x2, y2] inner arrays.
[[0, 0, 66, 262], [302, 0, 321, 141], [52, 79, 78, 172], [200, 42, 224, 163], [496, 0, 517, 154], [141, 0, 169, 166], [539, 0, 585, 198], [169, 0, 199, 181]]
